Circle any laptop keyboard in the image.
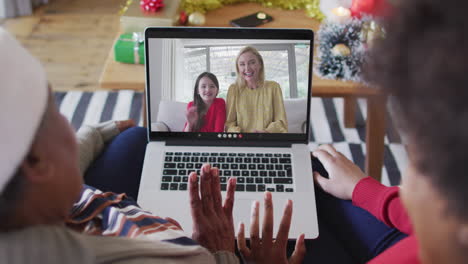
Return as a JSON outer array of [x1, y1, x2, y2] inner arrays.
[[160, 152, 294, 192]]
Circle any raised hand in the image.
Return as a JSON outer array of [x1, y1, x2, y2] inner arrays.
[[312, 144, 367, 200], [237, 192, 306, 264], [189, 164, 237, 253], [185, 106, 199, 127]]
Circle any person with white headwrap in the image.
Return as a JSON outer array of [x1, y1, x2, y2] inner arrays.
[[0, 27, 242, 264]]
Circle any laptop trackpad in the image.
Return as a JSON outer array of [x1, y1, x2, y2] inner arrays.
[[232, 199, 255, 237], [232, 198, 288, 238]]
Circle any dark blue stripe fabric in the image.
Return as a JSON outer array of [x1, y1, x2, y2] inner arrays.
[[384, 146, 401, 186], [71, 92, 92, 130], [99, 92, 118, 122], [354, 101, 367, 142], [54, 92, 67, 108], [322, 98, 345, 142], [385, 111, 402, 144], [53, 91, 405, 186], [349, 143, 365, 172], [129, 92, 143, 124]]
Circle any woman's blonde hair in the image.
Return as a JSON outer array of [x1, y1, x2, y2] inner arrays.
[[235, 46, 265, 88]]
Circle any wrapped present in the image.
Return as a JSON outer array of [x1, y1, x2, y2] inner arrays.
[[120, 0, 181, 33], [114, 32, 145, 64]]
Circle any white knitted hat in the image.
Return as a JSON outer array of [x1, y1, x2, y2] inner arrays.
[[0, 27, 48, 193]]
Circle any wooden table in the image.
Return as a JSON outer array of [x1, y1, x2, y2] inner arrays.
[[99, 3, 387, 181]]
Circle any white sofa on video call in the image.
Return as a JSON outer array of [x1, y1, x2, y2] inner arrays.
[[151, 98, 308, 134]]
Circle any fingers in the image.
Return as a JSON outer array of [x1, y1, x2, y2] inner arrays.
[[290, 234, 306, 264], [200, 164, 215, 216], [210, 167, 223, 215], [115, 119, 136, 132], [317, 144, 340, 156], [312, 149, 336, 170], [237, 222, 251, 258], [261, 191, 274, 249], [189, 172, 202, 220], [223, 177, 236, 220], [275, 200, 293, 249], [250, 200, 261, 252], [313, 171, 330, 191]]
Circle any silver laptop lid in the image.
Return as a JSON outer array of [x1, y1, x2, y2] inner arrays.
[[145, 27, 314, 146]]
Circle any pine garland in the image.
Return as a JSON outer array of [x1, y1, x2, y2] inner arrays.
[[315, 19, 367, 82], [181, 0, 325, 20]]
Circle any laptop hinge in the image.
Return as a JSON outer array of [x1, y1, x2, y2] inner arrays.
[[164, 139, 294, 148]]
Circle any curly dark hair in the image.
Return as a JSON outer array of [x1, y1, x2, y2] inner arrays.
[[365, 0, 468, 219]]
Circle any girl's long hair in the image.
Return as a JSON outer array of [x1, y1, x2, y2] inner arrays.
[[193, 72, 219, 131]]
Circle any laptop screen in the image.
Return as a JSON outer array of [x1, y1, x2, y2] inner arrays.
[[145, 28, 313, 144]]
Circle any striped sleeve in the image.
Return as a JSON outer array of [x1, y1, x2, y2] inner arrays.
[[66, 185, 197, 246]]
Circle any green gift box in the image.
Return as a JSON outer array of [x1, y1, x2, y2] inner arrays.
[[114, 32, 145, 64]]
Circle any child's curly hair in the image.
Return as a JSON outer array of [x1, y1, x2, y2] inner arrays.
[[365, 0, 468, 219]]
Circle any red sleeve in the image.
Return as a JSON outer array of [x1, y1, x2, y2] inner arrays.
[[187, 101, 193, 109], [213, 98, 226, 133], [352, 177, 413, 235], [183, 101, 193, 131]]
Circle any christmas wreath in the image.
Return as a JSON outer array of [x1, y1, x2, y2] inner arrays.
[[315, 19, 367, 82]]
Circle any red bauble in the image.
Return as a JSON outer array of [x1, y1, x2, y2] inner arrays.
[[179, 11, 188, 25], [140, 0, 164, 13], [350, 0, 392, 18]]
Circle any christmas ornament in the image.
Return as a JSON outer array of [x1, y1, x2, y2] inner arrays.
[[119, 0, 133, 15], [178, 11, 188, 25], [350, 0, 391, 18], [331, 43, 351, 56], [329, 6, 351, 23], [320, 0, 352, 19], [188, 12, 206, 26], [140, 0, 164, 13], [315, 18, 367, 82]]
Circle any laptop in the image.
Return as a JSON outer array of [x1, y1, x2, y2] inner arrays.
[[138, 27, 318, 239]]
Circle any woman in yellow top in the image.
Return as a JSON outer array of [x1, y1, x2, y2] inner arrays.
[[225, 46, 288, 133]]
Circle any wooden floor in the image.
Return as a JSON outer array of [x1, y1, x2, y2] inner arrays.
[[1, 0, 122, 91]]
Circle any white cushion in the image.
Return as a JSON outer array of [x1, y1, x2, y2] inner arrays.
[[154, 98, 308, 133], [284, 98, 308, 133], [156, 100, 187, 132]]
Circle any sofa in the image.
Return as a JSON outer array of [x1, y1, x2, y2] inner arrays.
[[151, 98, 308, 133]]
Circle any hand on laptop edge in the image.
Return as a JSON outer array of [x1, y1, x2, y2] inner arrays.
[[312, 144, 367, 200], [189, 164, 237, 253], [237, 192, 306, 264]]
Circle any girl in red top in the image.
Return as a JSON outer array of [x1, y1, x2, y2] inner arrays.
[[183, 72, 226, 133]]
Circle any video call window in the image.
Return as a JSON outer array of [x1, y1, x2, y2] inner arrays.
[[148, 38, 311, 135], [181, 44, 310, 102]]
